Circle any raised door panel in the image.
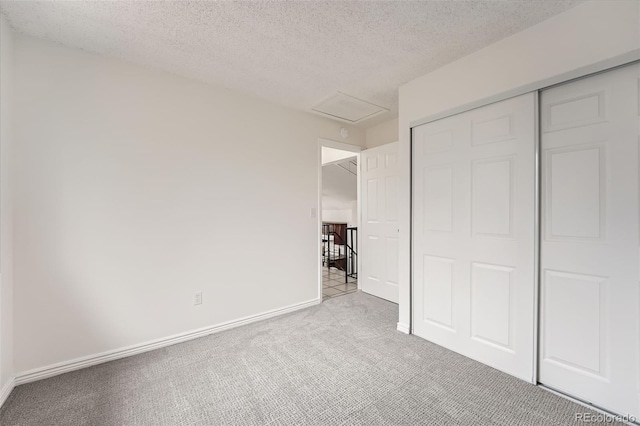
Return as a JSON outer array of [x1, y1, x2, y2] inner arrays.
[[385, 175, 399, 223], [545, 145, 605, 241], [366, 178, 379, 223], [423, 166, 453, 233], [542, 91, 606, 133], [419, 128, 455, 154], [365, 236, 382, 283], [423, 255, 455, 330], [542, 270, 607, 378], [385, 237, 399, 287], [472, 114, 514, 146], [472, 157, 513, 238], [366, 155, 378, 171], [471, 263, 514, 351]]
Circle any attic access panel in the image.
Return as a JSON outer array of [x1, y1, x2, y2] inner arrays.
[[312, 92, 388, 123]]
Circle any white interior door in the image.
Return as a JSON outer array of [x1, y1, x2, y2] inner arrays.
[[360, 142, 400, 303], [539, 63, 640, 418], [412, 93, 536, 382]]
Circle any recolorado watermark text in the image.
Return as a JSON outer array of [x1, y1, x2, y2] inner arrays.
[[575, 412, 636, 423]]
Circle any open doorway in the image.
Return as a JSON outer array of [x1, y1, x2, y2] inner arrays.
[[318, 139, 361, 301]]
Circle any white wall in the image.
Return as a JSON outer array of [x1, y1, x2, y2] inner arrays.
[[365, 117, 398, 149], [397, 0, 640, 329], [12, 35, 365, 375], [321, 206, 357, 227], [321, 161, 357, 226], [321, 146, 355, 165], [0, 14, 15, 401]]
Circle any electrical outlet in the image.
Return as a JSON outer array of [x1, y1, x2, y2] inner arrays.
[[194, 292, 203, 306]]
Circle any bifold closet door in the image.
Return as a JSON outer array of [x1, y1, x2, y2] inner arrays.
[[412, 93, 536, 382], [539, 63, 640, 418]]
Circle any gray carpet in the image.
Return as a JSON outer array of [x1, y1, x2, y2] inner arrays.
[[0, 291, 617, 425]]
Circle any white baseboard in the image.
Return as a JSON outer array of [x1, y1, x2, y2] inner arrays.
[[397, 322, 410, 334], [0, 377, 15, 408], [15, 297, 321, 386]]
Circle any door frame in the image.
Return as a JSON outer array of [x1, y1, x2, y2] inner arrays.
[[317, 138, 363, 300]]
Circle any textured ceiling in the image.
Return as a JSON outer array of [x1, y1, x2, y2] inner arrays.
[[0, 0, 585, 127]]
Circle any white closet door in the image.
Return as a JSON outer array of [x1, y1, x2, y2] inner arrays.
[[412, 93, 536, 382], [360, 142, 400, 303], [539, 63, 640, 418]]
